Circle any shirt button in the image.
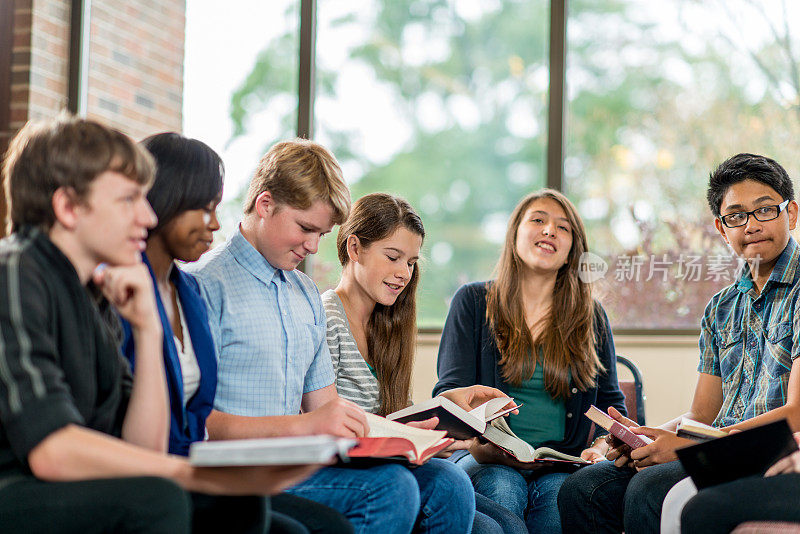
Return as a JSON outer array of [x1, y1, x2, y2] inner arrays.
[[566, 412, 573, 418], [571, 387, 578, 394]]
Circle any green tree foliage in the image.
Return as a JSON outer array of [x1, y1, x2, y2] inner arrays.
[[229, 0, 800, 328]]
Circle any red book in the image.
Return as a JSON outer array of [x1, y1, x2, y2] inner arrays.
[[584, 405, 652, 449], [348, 436, 453, 466], [345, 413, 454, 466]]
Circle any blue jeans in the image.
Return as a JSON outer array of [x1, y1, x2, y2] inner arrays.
[[557, 459, 687, 534], [287, 461, 474, 534], [410, 458, 475, 534], [455, 452, 570, 534], [474, 491, 528, 534]]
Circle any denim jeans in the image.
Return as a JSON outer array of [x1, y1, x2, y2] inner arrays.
[[455, 452, 570, 534], [556, 459, 687, 534], [409, 458, 475, 534], [474, 491, 528, 534], [287, 460, 474, 534]]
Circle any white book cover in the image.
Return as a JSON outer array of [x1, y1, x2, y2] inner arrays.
[[189, 435, 356, 467]]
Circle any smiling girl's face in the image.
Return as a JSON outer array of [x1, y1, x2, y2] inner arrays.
[[514, 197, 573, 276], [349, 226, 423, 306], [159, 196, 222, 263]]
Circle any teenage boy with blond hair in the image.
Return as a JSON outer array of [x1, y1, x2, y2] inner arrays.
[[190, 139, 474, 533], [0, 116, 320, 533]]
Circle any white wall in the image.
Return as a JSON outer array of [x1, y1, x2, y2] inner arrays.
[[412, 333, 700, 425]]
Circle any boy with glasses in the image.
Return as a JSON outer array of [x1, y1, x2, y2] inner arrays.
[[558, 153, 800, 534]]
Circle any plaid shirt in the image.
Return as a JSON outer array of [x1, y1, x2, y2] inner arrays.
[[187, 227, 334, 417], [698, 238, 800, 427]]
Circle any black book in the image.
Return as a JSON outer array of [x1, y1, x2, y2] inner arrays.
[[676, 419, 798, 489], [386, 396, 518, 440]]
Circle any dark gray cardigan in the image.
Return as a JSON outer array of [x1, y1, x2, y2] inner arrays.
[[433, 281, 627, 457]]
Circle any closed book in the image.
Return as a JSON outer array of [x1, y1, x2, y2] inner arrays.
[[676, 419, 798, 489], [189, 435, 356, 467], [584, 405, 652, 449]]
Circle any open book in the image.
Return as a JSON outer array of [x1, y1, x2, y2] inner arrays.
[[387, 396, 519, 440], [676, 417, 729, 442], [482, 416, 590, 467], [189, 435, 356, 467], [584, 405, 652, 449], [347, 413, 454, 466]]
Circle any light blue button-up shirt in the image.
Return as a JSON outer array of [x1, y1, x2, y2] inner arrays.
[[187, 227, 335, 417]]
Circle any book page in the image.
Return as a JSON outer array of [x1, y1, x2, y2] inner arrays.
[[677, 417, 729, 440], [366, 413, 449, 455], [468, 396, 515, 421], [483, 416, 537, 461], [531, 446, 585, 463]]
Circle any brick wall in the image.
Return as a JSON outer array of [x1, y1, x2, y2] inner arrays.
[[86, 0, 185, 140], [1, 0, 186, 231]]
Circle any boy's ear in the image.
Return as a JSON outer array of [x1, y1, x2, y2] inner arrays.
[[253, 190, 275, 219], [714, 217, 730, 245], [786, 200, 798, 231], [346, 234, 361, 262], [51, 187, 82, 230]]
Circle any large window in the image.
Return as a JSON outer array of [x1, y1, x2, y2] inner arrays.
[[185, 0, 800, 330], [184, 0, 298, 234], [312, 0, 549, 326], [564, 0, 800, 328]]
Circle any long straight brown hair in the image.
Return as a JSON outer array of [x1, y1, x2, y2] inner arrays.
[[337, 193, 425, 415], [486, 189, 603, 399]]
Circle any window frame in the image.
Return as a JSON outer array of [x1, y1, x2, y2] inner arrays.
[[295, 0, 701, 336]]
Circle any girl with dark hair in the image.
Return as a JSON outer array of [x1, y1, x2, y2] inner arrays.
[[433, 189, 627, 534], [121, 132, 352, 534], [325, 192, 525, 534]]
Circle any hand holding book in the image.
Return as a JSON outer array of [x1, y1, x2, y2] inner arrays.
[[765, 432, 800, 477], [627, 426, 695, 468], [438, 385, 519, 414]]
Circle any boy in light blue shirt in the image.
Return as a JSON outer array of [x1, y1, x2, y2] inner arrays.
[[190, 139, 474, 534]]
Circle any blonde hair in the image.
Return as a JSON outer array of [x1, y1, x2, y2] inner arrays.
[[244, 138, 350, 224], [486, 189, 603, 399]]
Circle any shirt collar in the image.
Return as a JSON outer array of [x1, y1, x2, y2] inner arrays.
[[229, 226, 285, 286], [736, 237, 799, 294]]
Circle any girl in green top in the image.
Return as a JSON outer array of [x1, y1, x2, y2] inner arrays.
[[434, 189, 627, 534]]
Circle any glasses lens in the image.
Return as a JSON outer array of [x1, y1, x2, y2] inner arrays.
[[724, 213, 747, 227], [754, 206, 779, 221]]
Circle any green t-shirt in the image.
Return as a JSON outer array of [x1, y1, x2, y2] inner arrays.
[[507, 363, 566, 448]]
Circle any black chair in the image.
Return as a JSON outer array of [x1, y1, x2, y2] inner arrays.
[[616, 354, 646, 426]]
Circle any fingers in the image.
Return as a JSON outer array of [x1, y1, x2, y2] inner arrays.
[[444, 439, 473, 452], [630, 426, 659, 439], [312, 398, 370, 438], [405, 417, 440, 430], [608, 406, 637, 427], [614, 455, 631, 468], [766, 451, 800, 477]]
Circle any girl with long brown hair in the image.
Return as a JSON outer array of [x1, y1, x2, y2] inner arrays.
[[325, 192, 527, 534], [433, 189, 627, 534]]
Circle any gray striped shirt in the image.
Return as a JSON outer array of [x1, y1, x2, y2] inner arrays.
[[322, 289, 381, 413]]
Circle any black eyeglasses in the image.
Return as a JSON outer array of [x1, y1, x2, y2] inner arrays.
[[720, 199, 790, 228]]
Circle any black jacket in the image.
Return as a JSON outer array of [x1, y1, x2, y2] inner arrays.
[[0, 227, 132, 485]]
